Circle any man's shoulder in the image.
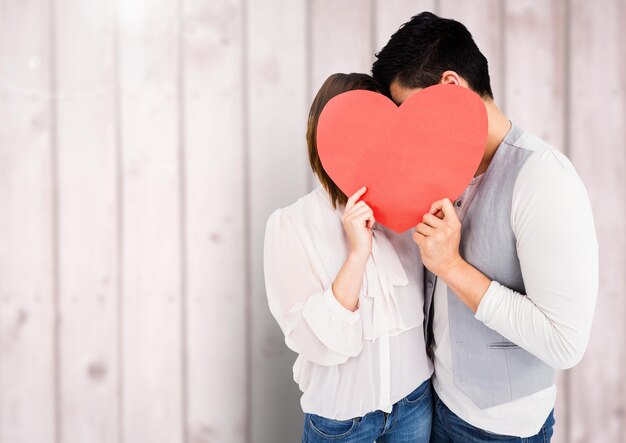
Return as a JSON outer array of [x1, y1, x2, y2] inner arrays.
[[510, 129, 580, 184], [507, 129, 590, 217]]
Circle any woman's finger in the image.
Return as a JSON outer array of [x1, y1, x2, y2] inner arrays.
[[345, 186, 367, 211], [347, 207, 374, 223], [344, 200, 368, 217], [365, 213, 376, 230]]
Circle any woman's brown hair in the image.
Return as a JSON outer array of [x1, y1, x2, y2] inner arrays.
[[307, 73, 380, 208]]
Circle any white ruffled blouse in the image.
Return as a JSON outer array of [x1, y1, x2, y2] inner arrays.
[[263, 185, 433, 420]]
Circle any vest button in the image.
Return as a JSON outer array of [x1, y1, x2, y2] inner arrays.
[[427, 281, 433, 288]]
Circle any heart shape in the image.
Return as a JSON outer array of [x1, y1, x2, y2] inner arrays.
[[316, 84, 488, 232]]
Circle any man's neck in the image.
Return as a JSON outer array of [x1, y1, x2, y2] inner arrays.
[[475, 100, 512, 177]]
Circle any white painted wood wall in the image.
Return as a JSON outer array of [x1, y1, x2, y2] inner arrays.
[[0, 1, 623, 442]]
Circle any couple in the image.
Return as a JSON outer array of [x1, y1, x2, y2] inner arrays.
[[264, 12, 598, 443]]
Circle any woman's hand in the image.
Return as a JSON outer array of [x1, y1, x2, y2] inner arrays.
[[341, 186, 375, 263], [332, 186, 374, 311]]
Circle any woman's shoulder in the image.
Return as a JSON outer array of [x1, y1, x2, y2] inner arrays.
[[265, 186, 345, 254], [267, 185, 337, 226]]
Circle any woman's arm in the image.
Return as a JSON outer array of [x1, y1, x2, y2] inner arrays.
[[263, 187, 374, 366]]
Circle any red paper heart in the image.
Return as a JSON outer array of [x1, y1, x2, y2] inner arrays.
[[316, 84, 488, 232]]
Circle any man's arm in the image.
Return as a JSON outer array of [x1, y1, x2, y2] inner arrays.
[[414, 163, 599, 370]]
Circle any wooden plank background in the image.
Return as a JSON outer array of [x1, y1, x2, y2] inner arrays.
[[0, 1, 623, 442]]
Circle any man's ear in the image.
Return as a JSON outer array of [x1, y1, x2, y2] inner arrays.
[[439, 71, 470, 89]]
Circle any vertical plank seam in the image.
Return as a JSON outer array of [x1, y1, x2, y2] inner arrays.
[[562, 0, 572, 442], [48, 0, 61, 441], [176, 0, 189, 441], [562, 0, 571, 160], [305, 0, 313, 192], [241, 0, 252, 441], [112, 0, 126, 439], [369, 0, 377, 58], [620, 1, 626, 439], [499, 0, 507, 114]]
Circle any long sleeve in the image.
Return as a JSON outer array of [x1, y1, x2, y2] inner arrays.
[[474, 153, 599, 370], [263, 208, 363, 366]]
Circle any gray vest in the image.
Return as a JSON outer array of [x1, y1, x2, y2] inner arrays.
[[424, 124, 555, 409]]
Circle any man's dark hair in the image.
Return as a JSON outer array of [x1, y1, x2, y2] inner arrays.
[[372, 11, 493, 100]]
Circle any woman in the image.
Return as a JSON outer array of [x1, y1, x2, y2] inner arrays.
[[263, 73, 433, 442]]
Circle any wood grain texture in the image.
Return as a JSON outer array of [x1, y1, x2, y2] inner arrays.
[[504, 0, 566, 149], [0, 0, 57, 442], [568, 0, 626, 442], [117, 0, 184, 441], [246, 0, 309, 441], [373, 0, 436, 54], [0, 2, 623, 442], [439, 0, 505, 107], [503, 3, 569, 441], [181, 0, 248, 442], [53, 0, 120, 441], [309, 0, 374, 92], [307, 0, 375, 192]]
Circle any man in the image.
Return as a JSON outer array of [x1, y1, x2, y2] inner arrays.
[[372, 12, 598, 442]]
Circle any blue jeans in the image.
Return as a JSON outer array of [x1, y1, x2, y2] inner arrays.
[[430, 388, 555, 442], [302, 378, 432, 442]]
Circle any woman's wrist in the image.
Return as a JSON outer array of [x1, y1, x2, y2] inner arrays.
[[331, 251, 369, 312], [348, 250, 370, 267]]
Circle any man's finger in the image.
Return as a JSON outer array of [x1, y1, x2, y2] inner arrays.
[[416, 222, 435, 237], [422, 213, 444, 229], [429, 198, 456, 221], [412, 230, 426, 246], [440, 198, 456, 219], [428, 199, 445, 215]]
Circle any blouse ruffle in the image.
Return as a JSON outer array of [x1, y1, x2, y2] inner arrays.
[[361, 225, 412, 340]]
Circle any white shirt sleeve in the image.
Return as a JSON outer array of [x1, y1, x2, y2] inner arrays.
[[263, 208, 363, 366], [475, 151, 599, 370]]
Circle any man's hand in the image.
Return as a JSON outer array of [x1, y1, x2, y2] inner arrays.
[[413, 197, 491, 313], [413, 198, 463, 278]]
